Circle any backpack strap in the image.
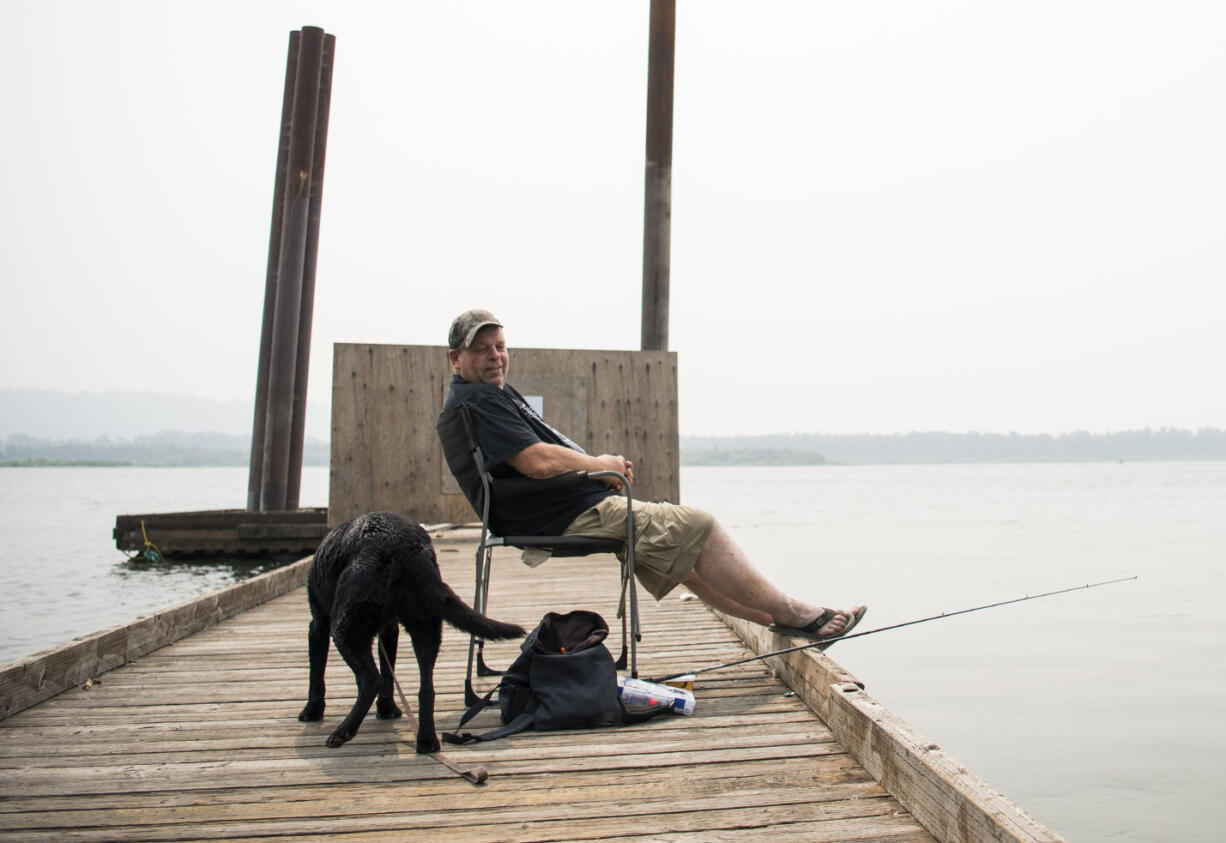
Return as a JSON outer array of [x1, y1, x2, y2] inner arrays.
[[441, 687, 538, 745], [449, 709, 536, 744], [441, 684, 500, 744]]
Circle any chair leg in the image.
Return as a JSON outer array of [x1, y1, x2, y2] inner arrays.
[[476, 643, 504, 676], [614, 569, 630, 670], [465, 544, 495, 704], [615, 586, 629, 670], [626, 547, 640, 678]]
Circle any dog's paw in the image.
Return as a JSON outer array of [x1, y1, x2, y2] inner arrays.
[[416, 732, 441, 754], [298, 701, 325, 722], [376, 698, 403, 720], [326, 726, 356, 748]]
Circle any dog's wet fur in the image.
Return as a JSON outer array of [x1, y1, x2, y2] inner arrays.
[[297, 511, 525, 752]]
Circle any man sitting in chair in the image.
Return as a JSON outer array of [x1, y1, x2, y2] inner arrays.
[[442, 309, 866, 643]]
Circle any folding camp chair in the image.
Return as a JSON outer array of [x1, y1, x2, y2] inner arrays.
[[436, 403, 642, 706]]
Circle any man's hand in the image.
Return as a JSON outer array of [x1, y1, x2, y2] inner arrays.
[[593, 454, 634, 490]]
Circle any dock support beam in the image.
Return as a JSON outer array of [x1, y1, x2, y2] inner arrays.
[[640, 0, 676, 352], [247, 27, 336, 512]]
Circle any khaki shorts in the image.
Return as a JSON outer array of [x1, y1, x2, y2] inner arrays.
[[562, 496, 715, 600]]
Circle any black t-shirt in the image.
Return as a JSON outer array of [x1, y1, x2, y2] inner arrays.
[[443, 375, 613, 536]]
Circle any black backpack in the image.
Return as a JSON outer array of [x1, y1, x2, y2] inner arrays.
[[442, 610, 661, 744]]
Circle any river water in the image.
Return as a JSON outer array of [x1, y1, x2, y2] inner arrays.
[[1, 461, 1222, 841]]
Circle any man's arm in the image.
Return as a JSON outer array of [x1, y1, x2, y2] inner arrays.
[[506, 442, 634, 489]]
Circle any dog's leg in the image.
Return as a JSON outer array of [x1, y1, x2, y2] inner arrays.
[[376, 620, 403, 720], [297, 611, 330, 722], [327, 617, 383, 748], [407, 619, 443, 754]]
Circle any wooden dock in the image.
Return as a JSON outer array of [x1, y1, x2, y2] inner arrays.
[[0, 526, 1060, 842]]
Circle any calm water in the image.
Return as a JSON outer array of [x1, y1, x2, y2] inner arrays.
[[1, 461, 1222, 841], [682, 462, 1226, 842], [0, 466, 329, 664]]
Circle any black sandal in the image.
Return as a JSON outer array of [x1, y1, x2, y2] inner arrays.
[[769, 606, 867, 650]]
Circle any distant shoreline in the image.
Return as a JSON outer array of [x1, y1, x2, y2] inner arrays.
[[0, 432, 329, 468], [683, 427, 1226, 465], [2, 427, 1222, 467], [1, 459, 135, 467], [4, 389, 1221, 467]]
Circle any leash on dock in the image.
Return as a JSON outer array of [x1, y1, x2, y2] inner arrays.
[[650, 575, 1138, 684], [377, 640, 489, 786]]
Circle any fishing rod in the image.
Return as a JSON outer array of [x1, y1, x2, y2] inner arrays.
[[650, 575, 1137, 684]]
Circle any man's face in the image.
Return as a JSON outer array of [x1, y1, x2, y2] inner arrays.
[[450, 325, 509, 388]]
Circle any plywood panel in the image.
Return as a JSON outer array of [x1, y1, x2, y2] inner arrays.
[[329, 344, 680, 527]]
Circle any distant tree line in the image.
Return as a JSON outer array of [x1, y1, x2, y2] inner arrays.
[[682, 428, 1226, 465], [0, 432, 329, 467], [680, 448, 827, 466], [4, 427, 1223, 468]]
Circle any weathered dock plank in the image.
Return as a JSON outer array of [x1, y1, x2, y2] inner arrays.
[[0, 528, 1060, 841]]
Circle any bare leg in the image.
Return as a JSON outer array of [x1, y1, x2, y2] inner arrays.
[[682, 520, 862, 633], [682, 573, 772, 625]]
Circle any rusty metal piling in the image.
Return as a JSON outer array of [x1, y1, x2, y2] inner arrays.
[[285, 34, 335, 510], [247, 31, 300, 513], [640, 0, 676, 352], [248, 26, 335, 512]]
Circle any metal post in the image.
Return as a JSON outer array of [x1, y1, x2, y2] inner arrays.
[[247, 31, 301, 512], [285, 33, 335, 510], [260, 26, 325, 512], [641, 0, 676, 352]]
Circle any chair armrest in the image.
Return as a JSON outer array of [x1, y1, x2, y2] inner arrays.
[[491, 471, 591, 499], [588, 471, 631, 502], [497, 535, 624, 555]]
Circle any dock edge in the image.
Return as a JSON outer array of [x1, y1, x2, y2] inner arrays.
[[0, 556, 313, 720], [714, 609, 1065, 843]]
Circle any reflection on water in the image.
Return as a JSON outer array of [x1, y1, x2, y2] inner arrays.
[[115, 553, 290, 582]]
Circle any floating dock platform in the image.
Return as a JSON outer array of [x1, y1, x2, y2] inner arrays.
[[113, 508, 330, 558], [0, 526, 1061, 841]]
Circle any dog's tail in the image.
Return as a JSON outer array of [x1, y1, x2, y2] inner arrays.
[[438, 583, 526, 640]]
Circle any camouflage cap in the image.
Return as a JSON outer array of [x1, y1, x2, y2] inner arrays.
[[448, 309, 503, 350]]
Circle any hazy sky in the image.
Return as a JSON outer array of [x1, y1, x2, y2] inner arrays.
[[2, 1, 1223, 436]]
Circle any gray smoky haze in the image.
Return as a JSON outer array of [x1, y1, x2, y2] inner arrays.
[[2, 3, 1223, 438], [0, 390, 328, 444], [0, 388, 331, 467]]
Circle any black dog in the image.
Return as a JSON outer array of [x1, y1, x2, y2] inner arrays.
[[297, 511, 524, 752]]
